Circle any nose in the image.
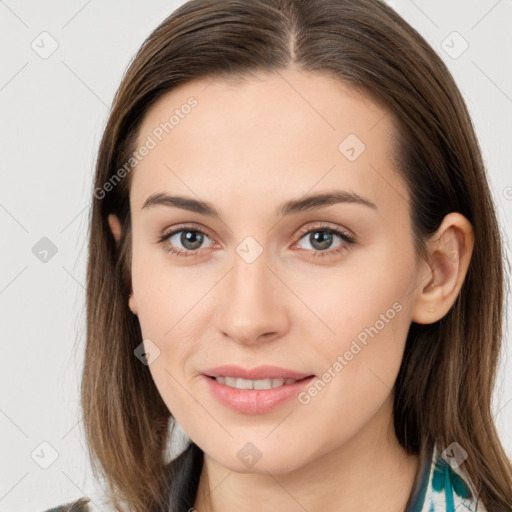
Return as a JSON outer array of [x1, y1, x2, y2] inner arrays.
[[214, 250, 290, 346]]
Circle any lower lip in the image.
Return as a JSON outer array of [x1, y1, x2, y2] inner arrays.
[[202, 375, 316, 414]]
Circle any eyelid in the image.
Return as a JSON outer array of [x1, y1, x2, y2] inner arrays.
[[158, 222, 215, 243], [294, 221, 356, 242]]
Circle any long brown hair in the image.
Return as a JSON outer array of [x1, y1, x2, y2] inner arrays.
[[81, 1, 512, 510]]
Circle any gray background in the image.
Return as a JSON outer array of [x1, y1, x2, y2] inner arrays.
[[1, 1, 511, 511]]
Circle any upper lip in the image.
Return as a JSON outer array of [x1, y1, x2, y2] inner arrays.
[[203, 365, 314, 380]]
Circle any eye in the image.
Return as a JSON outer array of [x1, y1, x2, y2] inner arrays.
[[157, 225, 215, 257], [293, 223, 356, 258], [157, 222, 356, 259]]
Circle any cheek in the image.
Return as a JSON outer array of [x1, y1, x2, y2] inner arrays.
[[292, 269, 413, 446], [297, 244, 416, 393], [130, 238, 203, 336], [292, 252, 413, 345], [130, 248, 215, 409]]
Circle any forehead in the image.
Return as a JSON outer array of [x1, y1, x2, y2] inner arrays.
[[129, 68, 406, 216]]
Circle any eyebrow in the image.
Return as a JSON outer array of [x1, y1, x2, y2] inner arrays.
[[141, 190, 377, 218]]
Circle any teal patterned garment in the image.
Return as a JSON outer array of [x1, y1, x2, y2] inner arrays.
[[406, 443, 487, 512]]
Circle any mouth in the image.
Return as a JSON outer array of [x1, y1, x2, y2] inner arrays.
[[201, 365, 317, 414], [202, 364, 314, 382], [207, 375, 312, 390]]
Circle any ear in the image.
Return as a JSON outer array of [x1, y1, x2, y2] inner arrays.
[[107, 213, 138, 315], [108, 214, 122, 245], [412, 212, 474, 324]]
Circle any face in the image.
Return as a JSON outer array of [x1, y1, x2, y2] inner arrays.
[[119, 67, 425, 474]]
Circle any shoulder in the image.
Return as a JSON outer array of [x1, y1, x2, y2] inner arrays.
[[40, 497, 91, 512]]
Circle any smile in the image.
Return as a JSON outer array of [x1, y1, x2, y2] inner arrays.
[[203, 374, 316, 414], [212, 376, 300, 390]]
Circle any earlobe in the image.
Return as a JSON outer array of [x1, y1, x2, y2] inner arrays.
[[128, 292, 138, 315], [108, 214, 122, 245], [412, 213, 474, 325]]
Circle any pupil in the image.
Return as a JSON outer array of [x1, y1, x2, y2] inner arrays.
[[182, 231, 203, 250], [311, 231, 332, 250]]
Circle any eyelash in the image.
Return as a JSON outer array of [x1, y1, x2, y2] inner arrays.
[[156, 222, 356, 259]]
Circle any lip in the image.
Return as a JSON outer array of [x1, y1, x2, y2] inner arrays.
[[202, 364, 313, 380], [201, 366, 316, 415]]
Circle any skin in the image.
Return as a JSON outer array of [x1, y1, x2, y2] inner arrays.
[[108, 66, 474, 512]]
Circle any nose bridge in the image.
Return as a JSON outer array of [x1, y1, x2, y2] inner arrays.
[[215, 243, 288, 344], [231, 247, 271, 302]]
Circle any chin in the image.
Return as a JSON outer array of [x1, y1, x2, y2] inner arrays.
[[202, 440, 312, 476]]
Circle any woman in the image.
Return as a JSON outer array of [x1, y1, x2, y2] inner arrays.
[[43, 0, 512, 511]]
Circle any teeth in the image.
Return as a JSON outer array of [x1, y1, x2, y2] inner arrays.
[[214, 376, 299, 390]]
